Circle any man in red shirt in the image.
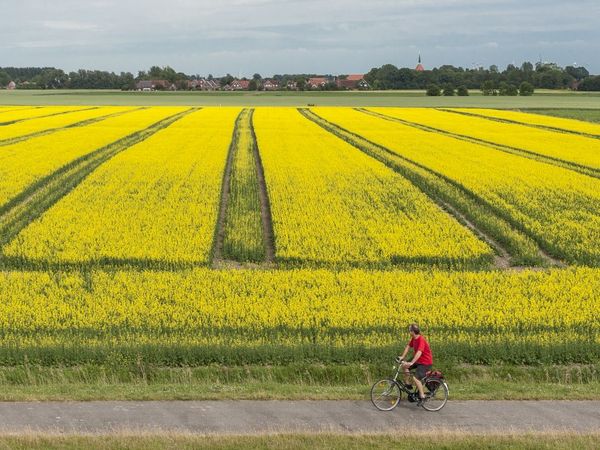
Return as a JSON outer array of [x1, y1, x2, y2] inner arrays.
[[398, 323, 433, 404]]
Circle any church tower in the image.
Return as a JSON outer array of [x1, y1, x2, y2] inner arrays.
[[415, 54, 425, 72]]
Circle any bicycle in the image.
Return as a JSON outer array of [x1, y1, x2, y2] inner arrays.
[[370, 359, 449, 412]]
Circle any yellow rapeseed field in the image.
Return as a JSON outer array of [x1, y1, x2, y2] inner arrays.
[[253, 108, 493, 267], [453, 108, 600, 136], [0, 105, 598, 366], [5, 108, 239, 265], [0, 106, 37, 115], [0, 106, 134, 142], [369, 107, 600, 171], [0, 268, 597, 363], [0, 107, 186, 209], [0, 106, 90, 123], [313, 107, 600, 265]]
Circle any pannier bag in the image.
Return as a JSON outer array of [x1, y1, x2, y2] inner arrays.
[[425, 370, 444, 379], [425, 370, 444, 392]]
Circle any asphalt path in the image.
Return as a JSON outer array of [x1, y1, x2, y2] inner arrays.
[[0, 400, 599, 434]]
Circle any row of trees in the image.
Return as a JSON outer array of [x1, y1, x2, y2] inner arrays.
[[365, 62, 595, 91], [2, 62, 598, 91], [578, 75, 600, 91], [425, 81, 535, 96], [0, 67, 137, 90]]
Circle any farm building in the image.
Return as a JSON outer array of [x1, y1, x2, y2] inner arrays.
[[135, 80, 174, 91], [188, 78, 220, 90], [7, 81, 16, 90], [337, 74, 369, 90], [262, 79, 280, 90], [307, 77, 329, 89], [231, 79, 251, 90]]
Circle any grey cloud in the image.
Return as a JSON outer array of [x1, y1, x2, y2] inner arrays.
[[0, 0, 598, 74]]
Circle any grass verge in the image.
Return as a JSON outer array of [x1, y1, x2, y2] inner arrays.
[[0, 363, 598, 401], [0, 433, 598, 450]]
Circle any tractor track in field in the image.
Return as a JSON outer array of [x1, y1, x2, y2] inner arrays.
[[0, 106, 99, 126], [249, 108, 276, 265], [299, 108, 565, 270], [436, 199, 511, 269], [0, 107, 145, 147], [211, 108, 245, 267], [437, 107, 600, 140], [357, 108, 600, 180], [212, 108, 275, 269], [299, 108, 515, 268], [0, 106, 42, 115], [0, 108, 195, 254]]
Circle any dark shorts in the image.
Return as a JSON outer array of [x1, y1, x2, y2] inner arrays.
[[409, 363, 432, 380]]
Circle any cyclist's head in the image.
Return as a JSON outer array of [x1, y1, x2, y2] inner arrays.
[[408, 323, 421, 336]]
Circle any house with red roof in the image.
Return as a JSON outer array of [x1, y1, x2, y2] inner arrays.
[[262, 79, 280, 91], [307, 77, 329, 89], [231, 79, 251, 90], [337, 74, 369, 90], [188, 78, 220, 90]]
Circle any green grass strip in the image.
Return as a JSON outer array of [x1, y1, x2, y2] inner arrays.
[[2, 334, 595, 366], [299, 108, 544, 267], [0, 363, 598, 401]]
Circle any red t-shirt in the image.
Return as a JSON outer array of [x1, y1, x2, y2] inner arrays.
[[409, 335, 433, 365]]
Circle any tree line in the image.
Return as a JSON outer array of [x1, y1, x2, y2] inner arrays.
[[364, 61, 599, 92], [1, 62, 599, 91]]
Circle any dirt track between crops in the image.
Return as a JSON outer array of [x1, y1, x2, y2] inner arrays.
[[0, 401, 598, 434]]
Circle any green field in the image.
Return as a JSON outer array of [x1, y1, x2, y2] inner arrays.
[[2, 89, 600, 107]]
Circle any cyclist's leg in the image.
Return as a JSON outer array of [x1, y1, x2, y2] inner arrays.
[[403, 363, 414, 386], [404, 364, 417, 389], [412, 365, 427, 399]]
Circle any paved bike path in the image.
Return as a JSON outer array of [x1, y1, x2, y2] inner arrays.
[[0, 401, 599, 434]]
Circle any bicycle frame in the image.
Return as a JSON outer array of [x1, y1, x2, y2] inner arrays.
[[390, 363, 416, 395]]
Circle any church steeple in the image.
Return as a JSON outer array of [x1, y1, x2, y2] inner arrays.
[[415, 53, 425, 72]]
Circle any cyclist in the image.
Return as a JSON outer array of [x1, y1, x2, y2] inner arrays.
[[397, 323, 433, 405]]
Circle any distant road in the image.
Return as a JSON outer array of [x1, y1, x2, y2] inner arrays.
[[0, 401, 599, 434]]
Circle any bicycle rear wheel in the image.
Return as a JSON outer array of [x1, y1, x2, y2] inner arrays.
[[421, 378, 449, 411], [371, 379, 402, 411]]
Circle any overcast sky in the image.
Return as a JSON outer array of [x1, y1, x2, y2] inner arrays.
[[1, 0, 599, 76]]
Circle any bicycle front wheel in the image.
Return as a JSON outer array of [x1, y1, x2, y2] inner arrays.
[[371, 379, 402, 411], [421, 378, 449, 411]]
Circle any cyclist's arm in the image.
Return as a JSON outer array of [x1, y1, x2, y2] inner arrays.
[[408, 350, 422, 365], [399, 344, 410, 360]]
